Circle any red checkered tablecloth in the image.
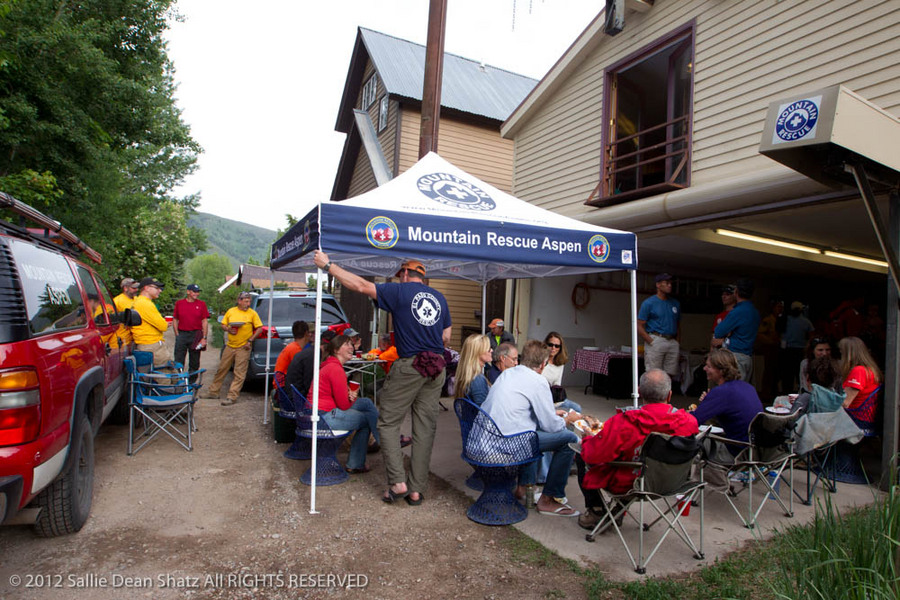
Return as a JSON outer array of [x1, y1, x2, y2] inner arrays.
[[571, 349, 633, 376]]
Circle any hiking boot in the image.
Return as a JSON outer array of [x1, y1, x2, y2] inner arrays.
[[578, 508, 603, 531], [220, 398, 236, 406]]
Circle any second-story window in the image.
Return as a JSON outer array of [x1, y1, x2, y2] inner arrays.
[[362, 74, 377, 109], [378, 96, 388, 131], [590, 24, 694, 207]]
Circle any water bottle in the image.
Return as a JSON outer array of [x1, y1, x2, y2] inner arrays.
[[525, 484, 536, 509]]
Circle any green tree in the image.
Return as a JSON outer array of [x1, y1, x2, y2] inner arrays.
[[0, 0, 204, 285]]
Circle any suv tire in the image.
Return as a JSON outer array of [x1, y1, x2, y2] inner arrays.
[[33, 414, 95, 536]]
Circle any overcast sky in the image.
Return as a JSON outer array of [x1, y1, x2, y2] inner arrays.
[[165, 0, 603, 231]]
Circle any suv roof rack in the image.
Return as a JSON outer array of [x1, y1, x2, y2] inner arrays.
[[0, 191, 102, 264]]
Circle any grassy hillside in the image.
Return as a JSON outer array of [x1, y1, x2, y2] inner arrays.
[[188, 212, 277, 268]]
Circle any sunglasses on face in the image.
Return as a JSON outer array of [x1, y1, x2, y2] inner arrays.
[[547, 343, 561, 348]]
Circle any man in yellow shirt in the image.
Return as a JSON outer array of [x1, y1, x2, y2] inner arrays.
[[113, 277, 139, 346], [206, 292, 263, 406], [132, 277, 170, 367]]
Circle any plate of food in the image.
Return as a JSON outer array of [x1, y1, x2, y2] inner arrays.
[[699, 424, 724, 434], [572, 418, 602, 438], [766, 406, 791, 414]]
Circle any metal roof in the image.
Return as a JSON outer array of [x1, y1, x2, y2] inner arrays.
[[359, 28, 537, 122]]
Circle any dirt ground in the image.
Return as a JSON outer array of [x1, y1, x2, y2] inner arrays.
[[0, 349, 590, 600]]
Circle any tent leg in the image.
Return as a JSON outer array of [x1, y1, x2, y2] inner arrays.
[[630, 270, 639, 407], [263, 271, 275, 425]]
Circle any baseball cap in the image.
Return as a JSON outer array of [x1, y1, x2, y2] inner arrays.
[[791, 300, 805, 310], [396, 259, 426, 277], [186, 284, 201, 292], [489, 318, 504, 328], [121, 277, 139, 289], [344, 328, 360, 338], [655, 273, 673, 283], [722, 284, 736, 294], [139, 277, 164, 289]]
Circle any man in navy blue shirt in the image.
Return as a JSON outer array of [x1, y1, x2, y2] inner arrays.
[[314, 251, 451, 507], [638, 273, 681, 379], [713, 279, 761, 383]]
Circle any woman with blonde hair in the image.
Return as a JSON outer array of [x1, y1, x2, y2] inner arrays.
[[838, 336, 882, 410], [455, 334, 492, 405]]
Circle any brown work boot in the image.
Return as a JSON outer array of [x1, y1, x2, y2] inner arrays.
[[220, 398, 236, 406], [578, 508, 603, 531]]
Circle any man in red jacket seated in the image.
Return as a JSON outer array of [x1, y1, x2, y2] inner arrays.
[[576, 369, 698, 530]]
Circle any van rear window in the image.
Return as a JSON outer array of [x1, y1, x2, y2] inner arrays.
[[10, 240, 86, 334], [254, 297, 346, 325]]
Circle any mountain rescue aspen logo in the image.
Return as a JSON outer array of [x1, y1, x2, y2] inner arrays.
[[366, 217, 399, 249], [417, 173, 496, 211], [588, 235, 610, 263], [774, 97, 820, 143], [411, 291, 442, 326]]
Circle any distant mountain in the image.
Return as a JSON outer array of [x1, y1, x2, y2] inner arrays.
[[188, 212, 277, 268]]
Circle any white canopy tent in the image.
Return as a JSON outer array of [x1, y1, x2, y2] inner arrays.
[[268, 152, 639, 513]]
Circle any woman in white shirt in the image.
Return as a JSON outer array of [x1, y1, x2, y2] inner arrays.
[[542, 332, 568, 387]]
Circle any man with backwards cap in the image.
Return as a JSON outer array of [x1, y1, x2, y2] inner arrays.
[[113, 277, 140, 346], [637, 273, 681, 379], [713, 279, 761, 383], [172, 283, 210, 381], [132, 277, 170, 367], [487, 317, 515, 350], [314, 251, 451, 507]]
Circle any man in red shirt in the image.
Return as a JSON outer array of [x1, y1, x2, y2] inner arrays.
[[576, 369, 698, 530], [173, 283, 210, 381], [274, 321, 310, 387]]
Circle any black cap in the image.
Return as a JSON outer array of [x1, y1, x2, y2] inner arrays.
[[655, 273, 673, 283], [139, 277, 164, 290], [186, 284, 201, 292]]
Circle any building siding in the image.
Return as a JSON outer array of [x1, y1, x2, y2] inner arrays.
[[509, 0, 900, 216]]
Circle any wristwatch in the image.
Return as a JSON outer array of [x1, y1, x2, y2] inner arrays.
[[322, 261, 332, 273]]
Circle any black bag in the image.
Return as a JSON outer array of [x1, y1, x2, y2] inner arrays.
[[551, 385, 567, 404]]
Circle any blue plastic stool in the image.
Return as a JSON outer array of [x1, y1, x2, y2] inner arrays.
[[299, 429, 350, 487]]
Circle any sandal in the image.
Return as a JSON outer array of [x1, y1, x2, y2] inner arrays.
[[382, 487, 408, 504], [345, 466, 370, 474], [400, 435, 412, 448], [405, 493, 424, 506], [536, 502, 579, 518]]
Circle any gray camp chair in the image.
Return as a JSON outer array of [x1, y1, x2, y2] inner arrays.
[[584, 432, 706, 574]]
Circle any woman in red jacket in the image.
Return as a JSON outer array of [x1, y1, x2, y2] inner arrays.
[[308, 335, 380, 474]]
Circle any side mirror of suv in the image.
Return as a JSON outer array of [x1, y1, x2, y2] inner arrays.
[[122, 308, 142, 327]]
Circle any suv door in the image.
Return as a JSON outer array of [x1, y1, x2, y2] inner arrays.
[[74, 266, 124, 410]]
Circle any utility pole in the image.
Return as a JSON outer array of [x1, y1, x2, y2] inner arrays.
[[419, 0, 447, 158]]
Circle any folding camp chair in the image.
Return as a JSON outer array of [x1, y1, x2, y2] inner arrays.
[[833, 385, 882, 483], [584, 432, 705, 574], [454, 398, 540, 526], [132, 349, 183, 374], [125, 356, 204, 455], [705, 411, 800, 529]]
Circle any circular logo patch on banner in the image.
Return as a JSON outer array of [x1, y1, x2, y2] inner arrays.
[[411, 291, 442, 326], [588, 235, 610, 263], [775, 98, 819, 142], [417, 173, 496, 211], [366, 216, 398, 249]]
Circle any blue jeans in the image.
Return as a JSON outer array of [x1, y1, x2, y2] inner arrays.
[[521, 428, 578, 500], [538, 399, 582, 484], [321, 397, 380, 470]]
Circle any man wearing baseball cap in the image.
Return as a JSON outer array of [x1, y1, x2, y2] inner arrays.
[[113, 277, 140, 346], [206, 291, 263, 406], [173, 283, 210, 381], [638, 273, 681, 379], [314, 251, 451, 507], [132, 277, 170, 367], [487, 317, 515, 350], [712, 279, 761, 383]]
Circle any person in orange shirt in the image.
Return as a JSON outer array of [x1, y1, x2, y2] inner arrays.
[[273, 321, 310, 387], [370, 333, 398, 374]]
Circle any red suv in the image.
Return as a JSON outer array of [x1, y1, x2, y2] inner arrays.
[[0, 192, 136, 536]]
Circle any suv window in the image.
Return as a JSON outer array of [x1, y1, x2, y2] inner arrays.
[[76, 265, 109, 326], [254, 296, 346, 326], [10, 239, 86, 334]]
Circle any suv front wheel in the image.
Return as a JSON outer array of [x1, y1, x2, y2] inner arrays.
[[32, 414, 95, 536]]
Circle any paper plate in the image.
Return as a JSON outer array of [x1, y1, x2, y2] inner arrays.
[[765, 406, 791, 414]]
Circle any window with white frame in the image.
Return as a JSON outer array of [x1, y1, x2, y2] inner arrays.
[[362, 74, 377, 109], [378, 96, 388, 131]]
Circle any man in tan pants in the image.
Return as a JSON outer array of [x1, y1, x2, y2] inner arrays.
[[206, 292, 263, 405]]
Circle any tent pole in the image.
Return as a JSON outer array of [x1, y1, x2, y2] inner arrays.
[[481, 282, 486, 334], [630, 270, 639, 407], [309, 265, 325, 514], [263, 270, 275, 425]]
